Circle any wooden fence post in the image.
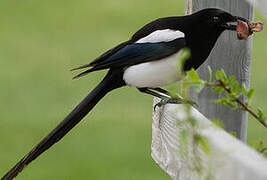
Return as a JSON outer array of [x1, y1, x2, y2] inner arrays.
[[187, 0, 254, 142]]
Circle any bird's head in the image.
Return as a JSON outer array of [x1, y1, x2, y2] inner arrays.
[[182, 8, 255, 70], [189, 8, 250, 40]]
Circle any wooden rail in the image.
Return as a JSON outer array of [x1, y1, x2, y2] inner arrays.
[[152, 100, 267, 180]]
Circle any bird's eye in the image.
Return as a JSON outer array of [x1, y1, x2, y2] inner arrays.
[[213, 16, 220, 22]]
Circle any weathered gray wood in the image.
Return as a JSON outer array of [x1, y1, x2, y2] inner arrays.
[[187, 0, 254, 142], [151, 101, 267, 180]]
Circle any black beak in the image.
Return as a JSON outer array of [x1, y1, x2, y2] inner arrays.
[[234, 16, 249, 23], [221, 16, 249, 31]]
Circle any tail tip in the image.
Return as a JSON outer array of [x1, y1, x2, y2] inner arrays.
[[70, 64, 93, 72]]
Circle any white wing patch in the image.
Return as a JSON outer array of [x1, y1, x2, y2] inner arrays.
[[123, 52, 184, 88], [136, 29, 185, 43]]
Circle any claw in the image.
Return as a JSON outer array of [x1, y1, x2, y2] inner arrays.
[[153, 98, 198, 111], [154, 99, 168, 111]]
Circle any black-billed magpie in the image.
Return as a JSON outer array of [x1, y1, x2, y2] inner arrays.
[[2, 8, 252, 180]]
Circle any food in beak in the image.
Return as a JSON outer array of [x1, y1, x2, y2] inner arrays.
[[237, 20, 249, 40], [248, 21, 264, 33], [237, 20, 264, 40]]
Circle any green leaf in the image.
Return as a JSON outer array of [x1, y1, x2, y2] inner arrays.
[[225, 102, 236, 108], [177, 48, 191, 72], [229, 131, 237, 137], [220, 97, 228, 104], [224, 99, 238, 108], [195, 82, 205, 93], [215, 71, 222, 80], [212, 97, 227, 105], [179, 48, 191, 62], [229, 92, 239, 100], [247, 89, 255, 99], [212, 119, 225, 129], [214, 97, 237, 108], [179, 129, 189, 157], [215, 86, 224, 93], [232, 81, 239, 94], [194, 134, 211, 155], [208, 66, 213, 82], [257, 108, 265, 122], [212, 99, 222, 105], [241, 83, 249, 94], [228, 75, 235, 85], [187, 68, 200, 82], [215, 69, 227, 81], [180, 129, 189, 142], [189, 117, 198, 127], [245, 100, 251, 107]]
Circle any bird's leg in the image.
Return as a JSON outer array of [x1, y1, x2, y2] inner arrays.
[[154, 97, 197, 110], [138, 88, 170, 99], [138, 88, 175, 110], [150, 87, 171, 96], [150, 87, 185, 99], [138, 88, 196, 110], [151, 88, 197, 109]]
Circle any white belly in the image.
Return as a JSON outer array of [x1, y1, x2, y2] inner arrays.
[[123, 52, 184, 88]]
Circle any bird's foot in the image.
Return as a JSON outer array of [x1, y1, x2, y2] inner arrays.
[[154, 97, 197, 111]]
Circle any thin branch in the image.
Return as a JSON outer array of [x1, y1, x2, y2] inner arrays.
[[217, 80, 267, 128]]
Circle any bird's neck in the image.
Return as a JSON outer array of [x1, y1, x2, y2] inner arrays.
[[183, 31, 223, 71]]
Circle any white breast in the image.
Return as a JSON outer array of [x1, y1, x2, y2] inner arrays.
[[136, 29, 185, 43], [123, 52, 184, 88]]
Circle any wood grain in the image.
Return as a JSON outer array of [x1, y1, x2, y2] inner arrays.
[[151, 102, 267, 180]]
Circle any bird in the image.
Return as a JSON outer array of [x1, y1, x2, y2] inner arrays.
[[2, 8, 250, 180]]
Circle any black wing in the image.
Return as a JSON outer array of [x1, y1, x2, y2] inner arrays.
[[73, 38, 186, 79], [72, 16, 184, 71], [71, 40, 131, 71]]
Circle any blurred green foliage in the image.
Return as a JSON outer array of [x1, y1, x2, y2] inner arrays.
[[0, 0, 266, 179]]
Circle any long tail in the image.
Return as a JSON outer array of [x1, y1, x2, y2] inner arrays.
[[2, 70, 124, 180]]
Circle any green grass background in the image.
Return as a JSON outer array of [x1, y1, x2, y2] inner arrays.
[[0, 0, 266, 179]]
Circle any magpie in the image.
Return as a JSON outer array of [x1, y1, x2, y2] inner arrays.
[[2, 8, 251, 180]]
